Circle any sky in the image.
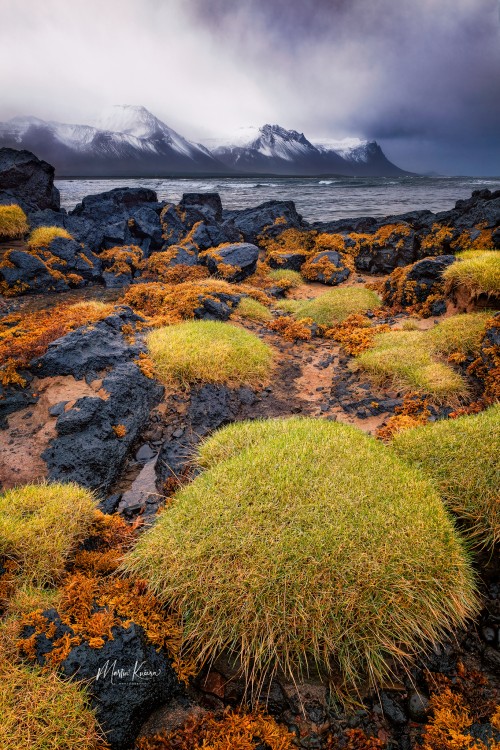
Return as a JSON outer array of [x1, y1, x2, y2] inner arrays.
[[0, 0, 499, 174]]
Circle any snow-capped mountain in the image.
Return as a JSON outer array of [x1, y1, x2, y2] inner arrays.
[[0, 108, 409, 177], [207, 125, 408, 176], [0, 106, 227, 176]]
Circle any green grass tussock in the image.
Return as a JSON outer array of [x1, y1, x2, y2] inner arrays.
[[393, 404, 500, 548], [356, 312, 491, 402], [28, 225, 73, 249], [0, 661, 104, 750], [147, 320, 273, 387], [0, 482, 98, 586], [0, 204, 29, 240], [443, 250, 500, 298], [236, 296, 273, 322], [124, 417, 477, 697], [278, 287, 381, 327]]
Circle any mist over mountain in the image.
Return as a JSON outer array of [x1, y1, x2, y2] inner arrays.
[[0, 106, 409, 177]]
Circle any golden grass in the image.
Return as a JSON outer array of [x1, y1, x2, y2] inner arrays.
[[0, 204, 29, 240], [0, 482, 98, 587], [28, 226, 73, 249], [124, 417, 477, 698], [236, 296, 273, 322], [443, 250, 500, 298], [392, 404, 500, 548], [278, 287, 381, 327], [0, 660, 106, 750], [147, 320, 273, 387], [356, 312, 491, 402]]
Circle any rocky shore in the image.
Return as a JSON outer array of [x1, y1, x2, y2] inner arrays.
[[0, 146, 499, 750]]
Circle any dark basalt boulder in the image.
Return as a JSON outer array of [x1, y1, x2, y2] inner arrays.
[[268, 252, 308, 272], [71, 187, 158, 220], [42, 361, 164, 492], [0, 373, 36, 428], [224, 200, 304, 244], [203, 242, 259, 282], [435, 189, 500, 231], [178, 192, 223, 222], [22, 610, 181, 750], [355, 228, 416, 274], [0, 249, 70, 294], [161, 200, 240, 251], [28, 209, 105, 254], [156, 384, 255, 489], [303, 250, 351, 285], [0, 147, 60, 211], [33, 308, 143, 381], [48, 237, 102, 282], [384, 255, 456, 311], [193, 291, 241, 320], [34, 307, 163, 492]]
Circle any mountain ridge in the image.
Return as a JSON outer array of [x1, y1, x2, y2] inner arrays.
[[0, 106, 411, 177]]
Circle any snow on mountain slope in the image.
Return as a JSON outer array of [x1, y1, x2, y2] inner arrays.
[[314, 137, 370, 161], [0, 106, 227, 175]]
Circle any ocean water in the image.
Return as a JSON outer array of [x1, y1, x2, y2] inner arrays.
[[55, 175, 500, 224]]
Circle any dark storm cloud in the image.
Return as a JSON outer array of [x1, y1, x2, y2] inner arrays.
[[0, 0, 499, 173]]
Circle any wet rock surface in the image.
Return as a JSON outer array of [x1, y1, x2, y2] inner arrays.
[[22, 611, 182, 750]]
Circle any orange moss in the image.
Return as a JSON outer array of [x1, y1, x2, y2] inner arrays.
[[0, 244, 87, 296], [422, 688, 500, 750], [122, 279, 270, 327], [0, 301, 115, 386], [420, 224, 455, 254], [451, 227, 494, 253], [135, 707, 296, 750], [100, 245, 143, 276], [382, 262, 446, 318], [135, 352, 156, 379], [325, 314, 390, 355], [112, 424, 127, 438], [466, 316, 500, 405], [267, 315, 313, 341], [376, 394, 431, 441]]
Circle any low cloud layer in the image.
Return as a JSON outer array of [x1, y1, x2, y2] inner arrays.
[[1, 0, 499, 174]]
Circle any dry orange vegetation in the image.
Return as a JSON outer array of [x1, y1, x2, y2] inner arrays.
[[267, 314, 313, 340], [324, 313, 390, 355], [0, 300, 115, 386], [136, 708, 296, 750]]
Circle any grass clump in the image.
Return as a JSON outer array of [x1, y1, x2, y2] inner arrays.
[[124, 417, 477, 697], [280, 287, 381, 327], [267, 268, 303, 289], [0, 660, 105, 750], [28, 226, 73, 249], [0, 204, 29, 240], [0, 482, 98, 586], [392, 404, 500, 548], [443, 250, 500, 298], [147, 320, 273, 387], [356, 312, 491, 402], [236, 296, 272, 322]]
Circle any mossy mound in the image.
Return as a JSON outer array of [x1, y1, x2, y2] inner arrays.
[[356, 312, 491, 402], [27, 225, 73, 249], [393, 404, 500, 548], [278, 287, 381, 327], [443, 250, 500, 298], [0, 660, 104, 750], [267, 268, 303, 289], [0, 204, 29, 240], [236, 296, 272, 322], [147, 320, 273, 387], [124, 417, 477, 696], [0, 482, 98, 586]]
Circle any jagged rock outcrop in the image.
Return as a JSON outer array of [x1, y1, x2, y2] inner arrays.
[[0, 147, 60, 211]]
